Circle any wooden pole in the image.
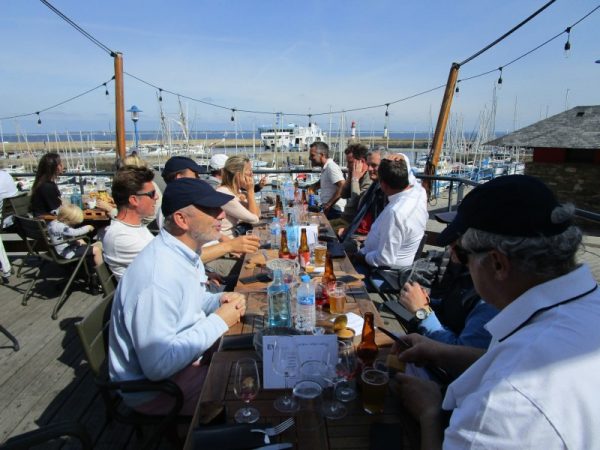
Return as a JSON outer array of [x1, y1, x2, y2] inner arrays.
[[422, 62, 460, 197], [113, 52, 126, 162]]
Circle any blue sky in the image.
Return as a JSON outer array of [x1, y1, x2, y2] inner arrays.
[[1, 0, 598, 136]]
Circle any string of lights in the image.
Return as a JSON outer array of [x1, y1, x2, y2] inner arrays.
[[2, 4, 598, 127], [0, 77, 114, 122]]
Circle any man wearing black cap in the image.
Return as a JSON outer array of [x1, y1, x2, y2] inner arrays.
[[161, 156, 259, 284], [393, 175, 600, 449], [109, 178, 247, 415]]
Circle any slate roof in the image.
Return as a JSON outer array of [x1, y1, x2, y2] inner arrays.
[[486, 105, 600, 149]]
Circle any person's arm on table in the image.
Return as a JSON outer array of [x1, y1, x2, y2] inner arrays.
[[200, 235, 260, 263], [323, 180, 344, 215], [130, 286, 243, 380], [395, 333, 485, 378]]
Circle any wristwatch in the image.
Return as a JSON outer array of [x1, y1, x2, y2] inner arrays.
[[415, 306, 433, 321]]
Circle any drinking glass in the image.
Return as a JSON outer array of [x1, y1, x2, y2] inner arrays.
[[335, 341, 358, 402], [327, 282, 347, 315], [315, 282, 328, 320], [233, 358, 261, 423], [272, 338, 300, 413], [313, 243, 327, 267], [361, 368, 389, 414], [292, 380, 323, 431], [319, 348, 347, 419]]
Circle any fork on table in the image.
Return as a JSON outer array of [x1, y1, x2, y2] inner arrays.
[[251, 417, 295, 444]]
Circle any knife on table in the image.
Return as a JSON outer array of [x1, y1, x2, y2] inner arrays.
[[253, 443, 293, 450]]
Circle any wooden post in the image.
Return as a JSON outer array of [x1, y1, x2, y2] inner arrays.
[[113, 52, 126, 162], [422, 62, 460, 197]]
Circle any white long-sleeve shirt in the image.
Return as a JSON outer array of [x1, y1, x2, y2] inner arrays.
[[358, 184, 428, 268]]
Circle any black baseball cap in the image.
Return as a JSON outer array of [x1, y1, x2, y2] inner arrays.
[[162, 156, 202, 180], [437, 175, 571, 246], [161, 178, 233, 217]]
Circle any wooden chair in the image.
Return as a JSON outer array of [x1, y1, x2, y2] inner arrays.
[[75, 293, 187, 450], [0, 421, 92, 450], [14, 215, 92, 320]]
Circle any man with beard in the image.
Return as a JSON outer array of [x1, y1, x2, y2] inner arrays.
[[109, 178, 247, 415]]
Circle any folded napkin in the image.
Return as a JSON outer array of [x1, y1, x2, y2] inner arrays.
[[193, 423, 267, 450]]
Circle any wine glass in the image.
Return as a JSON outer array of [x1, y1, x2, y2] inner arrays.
[[335, 341, 358, 402], [272, 338, 300, 413], [233, 358, 261, 423], [300, 351, 347, 420]]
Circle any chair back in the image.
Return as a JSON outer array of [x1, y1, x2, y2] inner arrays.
[[13, 215, 49, 256], [75, 292, 114, 377], [95, 262, 118, 297], [7, 193, 31, 217]]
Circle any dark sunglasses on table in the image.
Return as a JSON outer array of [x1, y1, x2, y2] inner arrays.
[[452, 243, 493, 265], [133, 190, 156, 199]]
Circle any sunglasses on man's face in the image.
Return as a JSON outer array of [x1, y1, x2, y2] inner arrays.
[[451, 243, 492, 265], [134, 190, 156, 199]]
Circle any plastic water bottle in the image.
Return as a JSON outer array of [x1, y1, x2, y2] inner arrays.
[[296, 274, 316, 331], [268, 269, 292, 327], [270, 217, 281, 250]]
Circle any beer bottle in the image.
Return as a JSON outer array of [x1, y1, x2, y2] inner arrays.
[[298, 228, 310, 269], [275, 194, 283, 218], [279, 229, 291, 259], [322, 250, 336, 285], [301, 189, 307, 205], [356, 312, 378, 368]]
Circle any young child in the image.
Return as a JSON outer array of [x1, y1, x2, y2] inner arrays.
[[47, 203, 103, 267]]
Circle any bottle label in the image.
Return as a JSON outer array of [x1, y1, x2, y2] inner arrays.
[[298, 251, 310, 268], [297, 294, 315, 306]]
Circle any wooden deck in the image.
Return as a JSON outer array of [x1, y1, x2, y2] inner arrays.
[[0, 258, 176, 449]]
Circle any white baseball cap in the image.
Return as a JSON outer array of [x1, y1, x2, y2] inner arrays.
[[209, 154, 228, 170]]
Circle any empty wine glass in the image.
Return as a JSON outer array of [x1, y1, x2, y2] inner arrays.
[[272, 338, 300, 413], [233, 358, 261, 423], [301, 351, 347, 420], [335, 341, 358, 402]]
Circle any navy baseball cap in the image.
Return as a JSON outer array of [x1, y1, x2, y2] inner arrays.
[[161, 178, 233, 217], [162, 156, 202, 180], [437, 175, 571, 246]]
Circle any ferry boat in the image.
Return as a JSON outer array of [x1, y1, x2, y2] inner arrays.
[[259, 122, 326, 151]]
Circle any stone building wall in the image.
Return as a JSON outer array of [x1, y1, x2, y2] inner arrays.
[[525, 162, 600, 213]]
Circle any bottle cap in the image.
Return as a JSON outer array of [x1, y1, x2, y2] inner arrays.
[[300, 274, 310, 283]]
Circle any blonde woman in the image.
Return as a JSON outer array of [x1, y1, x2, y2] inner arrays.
[[216, 155, 260, 237]]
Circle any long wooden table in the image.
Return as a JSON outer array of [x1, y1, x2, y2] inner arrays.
[[183, 349, 419, 450]]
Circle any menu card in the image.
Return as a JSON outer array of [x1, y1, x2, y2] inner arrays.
[[262, 334, 337, 389]]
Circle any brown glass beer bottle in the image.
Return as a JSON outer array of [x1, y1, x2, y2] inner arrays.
[[279, 229, 291, 259], [357, 312, 379, 369], [298, 228, 310, 269]]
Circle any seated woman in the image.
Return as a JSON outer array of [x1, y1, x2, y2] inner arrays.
[[216, 155, 260, 238], [30, 152, 64, 216]]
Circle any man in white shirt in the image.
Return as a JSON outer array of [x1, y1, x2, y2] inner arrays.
[[101, 166, 157, 280], [0, 169, 19, 282], [354, 158, 428, 270], [308, 142, 345, 220], [394, 175, 600, 450]]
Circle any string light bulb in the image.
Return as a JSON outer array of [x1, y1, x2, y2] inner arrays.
[[385, 103, 389, 117], [564, 27, 571, 58], [455, 80, 460, 94], [36, 112, 41, 126], [308, 114, 312, 127], [497, 67, 503, 87], [383, 104, 389, 139], [158, 88, 163, 102], [231, 109, 236, 122], [103, 82, 109, 97]]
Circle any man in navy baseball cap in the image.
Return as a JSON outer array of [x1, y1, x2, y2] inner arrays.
[[161, 156, 204, 183], [161, 177, 232, 218]]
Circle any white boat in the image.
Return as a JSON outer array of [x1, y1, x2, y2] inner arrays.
[[259, 123, 326, 151]]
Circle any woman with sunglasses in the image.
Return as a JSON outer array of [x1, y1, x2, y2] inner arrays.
[[216, 155, 261, 238]]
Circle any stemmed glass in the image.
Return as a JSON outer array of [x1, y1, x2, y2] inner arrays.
[[233, 358, 261, 423], [335, 341, 358, 402], [272, 338, 300, 413]]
